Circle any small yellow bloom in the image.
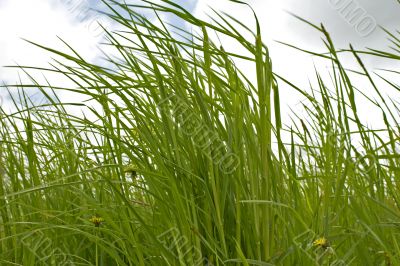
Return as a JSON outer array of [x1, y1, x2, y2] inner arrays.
[[313, 237, 329, 249], [89, 216, 104, 227]]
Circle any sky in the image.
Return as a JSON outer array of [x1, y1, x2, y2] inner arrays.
[[0, 0, 399, 123]]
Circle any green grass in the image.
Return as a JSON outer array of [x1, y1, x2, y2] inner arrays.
[[1, 0, 400, 265]]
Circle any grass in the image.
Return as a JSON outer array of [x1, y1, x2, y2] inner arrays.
[[1, 0, 400, 265]]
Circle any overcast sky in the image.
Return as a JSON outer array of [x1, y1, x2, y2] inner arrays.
[[0, 0, 399, 123], [1, 0, 399, 80]]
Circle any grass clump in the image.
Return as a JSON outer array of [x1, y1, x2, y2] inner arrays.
[[1, 0, 400, 265]]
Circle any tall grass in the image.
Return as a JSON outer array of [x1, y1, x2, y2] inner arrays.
[[1, 0, 400, 265]]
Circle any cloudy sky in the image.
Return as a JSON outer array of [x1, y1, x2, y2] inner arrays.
[[0, 0, 399, 121], [1, 0, 399, 79]]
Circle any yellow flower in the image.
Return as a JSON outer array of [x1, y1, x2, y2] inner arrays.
[[89, 216, 104, 227], [313, 237, 329, 249]]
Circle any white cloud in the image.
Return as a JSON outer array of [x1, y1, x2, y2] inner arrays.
[[0, 0, 114, 115], [0, 0, 108, 83], [193, 0, 400, 128], [1, 0, 399, 127]]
